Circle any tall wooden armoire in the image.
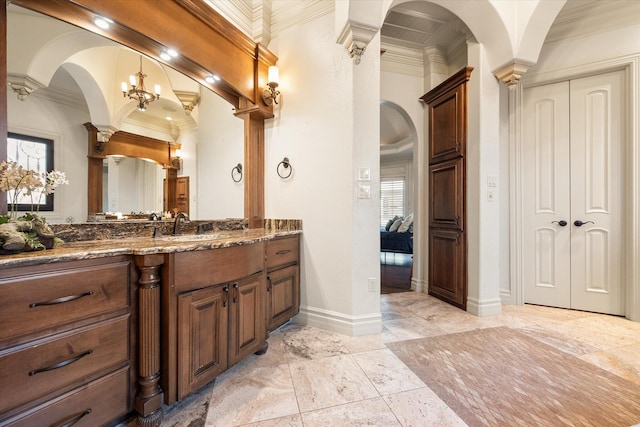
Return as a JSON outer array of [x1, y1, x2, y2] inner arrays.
[[420, 67, 473, 310]]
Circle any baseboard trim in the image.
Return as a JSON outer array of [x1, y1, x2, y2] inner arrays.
[[411, 277, 426, 293], [466, 297, 502, 317], [294, 305, 382, 336]]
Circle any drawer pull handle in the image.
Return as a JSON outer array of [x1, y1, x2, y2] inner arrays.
[[29, 350, 93, 376], [52, 409, 92, 427], [267, 276, 272, 292], [233, 283, 239, 303], [223, 286, 229, 307], [276, 250, 290, 255], [30, 291, 94, 308]]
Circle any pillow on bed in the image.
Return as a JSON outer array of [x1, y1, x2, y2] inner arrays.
[[398, 213, 414, 232], [385, 215, 400, 231], [384, 217, 396, 231], [389, 218, 403, 232]]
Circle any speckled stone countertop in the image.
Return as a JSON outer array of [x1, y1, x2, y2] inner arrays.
[[0, 219, 302, 269]]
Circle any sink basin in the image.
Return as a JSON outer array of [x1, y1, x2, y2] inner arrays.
[[157, 234, 216, 242]]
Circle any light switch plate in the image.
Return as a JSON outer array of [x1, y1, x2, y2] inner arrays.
[[358, 168, 371, 181], [357, 183, 371, 199]]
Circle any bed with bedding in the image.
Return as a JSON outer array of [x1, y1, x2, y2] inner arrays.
[[380, 214, 413, 254]]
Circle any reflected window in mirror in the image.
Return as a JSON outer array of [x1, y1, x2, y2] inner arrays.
[[6, 132, 54, 212]]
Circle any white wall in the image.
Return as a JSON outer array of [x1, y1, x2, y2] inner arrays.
[[7, 94, 89, 224], [265, 12, 382, 335], [196, 89, 245, 219]]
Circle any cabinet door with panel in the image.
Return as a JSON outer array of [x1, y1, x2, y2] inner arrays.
[[266, 265, 299, 332], [177, 284, 229, 400], [228, 273, 266, 365]]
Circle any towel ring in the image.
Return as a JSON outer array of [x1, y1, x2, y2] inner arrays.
[[277, 157, 292, 179], [231, 163, 243, 182]]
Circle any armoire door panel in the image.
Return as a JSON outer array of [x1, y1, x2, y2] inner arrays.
[[429, 158, 464, 230], [421, 67, 472, 165], [430, 91, 461, 162], [428, 229, 466, 310]]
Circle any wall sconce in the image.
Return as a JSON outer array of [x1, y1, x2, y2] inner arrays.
[[171, 149, 182, 169], [231, 163, 243, 182], [277, 157, 292, 179], [262, 66, 280, 106]]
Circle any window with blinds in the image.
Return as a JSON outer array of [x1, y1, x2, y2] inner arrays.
[[380, 179, 404, 226]]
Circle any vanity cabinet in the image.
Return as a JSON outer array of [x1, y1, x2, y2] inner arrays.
[[165, 243, 267, 403], [266, 235, 300, 331], [0, 256, 134, 426]]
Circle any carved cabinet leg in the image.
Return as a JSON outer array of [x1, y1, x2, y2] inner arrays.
[[135, 255, 165, 426]]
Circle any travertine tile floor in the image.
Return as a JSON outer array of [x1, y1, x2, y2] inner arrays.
[[161, 292, 640, 427]]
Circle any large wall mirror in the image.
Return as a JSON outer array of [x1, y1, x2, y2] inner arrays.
[[7, 4, 245, 222]]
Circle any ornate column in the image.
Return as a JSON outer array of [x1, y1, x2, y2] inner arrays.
[[134, 254, 165, 427]]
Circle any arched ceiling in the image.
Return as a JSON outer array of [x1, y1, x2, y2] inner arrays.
[[381, 1, 461, 50]]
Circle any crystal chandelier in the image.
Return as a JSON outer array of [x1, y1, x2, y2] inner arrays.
[[121, 56, 160, 111]]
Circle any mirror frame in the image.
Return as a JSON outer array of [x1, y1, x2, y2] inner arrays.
[[1, 0, 276, 227], [84, 123, 181, 214]]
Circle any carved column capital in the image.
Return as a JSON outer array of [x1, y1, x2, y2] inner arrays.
[[91, 125, 117, 153], [493, 60, 534, 90], [174, 91, 201, 116], [7, 74, 44, 101], [337, 21, 378, 65]]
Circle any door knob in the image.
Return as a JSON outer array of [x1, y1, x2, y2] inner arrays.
[[551, 220, 568, 227], [574, 220, 595, 227]]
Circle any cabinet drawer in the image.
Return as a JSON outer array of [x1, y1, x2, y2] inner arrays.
[[266, 236, 299, 270], [0, 261, 130, 342], [0, 315, 129, 414], [0, 367, 129, 427], [174, 243, 264, 292]]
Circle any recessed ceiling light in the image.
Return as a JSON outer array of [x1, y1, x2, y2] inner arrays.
[[205, 74, 220, 84], [167, 49, 178, 58], [94, 16, 113, 30], [160, 51, 171, 61], [165, 116, 173, 121]]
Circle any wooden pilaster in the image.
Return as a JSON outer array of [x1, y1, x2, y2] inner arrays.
[[134, 254, 165, 427]]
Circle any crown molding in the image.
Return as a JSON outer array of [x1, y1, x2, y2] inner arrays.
[[203, 0, 254, 39], [380, 44, 424, 77], [271, 0, 333, 36]]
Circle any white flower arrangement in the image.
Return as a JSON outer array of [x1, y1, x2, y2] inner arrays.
[[0, 161, 69, 219]]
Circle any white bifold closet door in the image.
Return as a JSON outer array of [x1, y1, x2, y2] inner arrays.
[[522, 70, 625, 315]]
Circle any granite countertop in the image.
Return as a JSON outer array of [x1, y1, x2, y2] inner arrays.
[[0, 228, 302, 269]]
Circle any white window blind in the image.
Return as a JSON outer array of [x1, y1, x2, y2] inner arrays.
[[380, 179, 404, 226]]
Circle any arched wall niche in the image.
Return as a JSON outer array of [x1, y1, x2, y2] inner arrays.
[[1, 0, 277, 227]]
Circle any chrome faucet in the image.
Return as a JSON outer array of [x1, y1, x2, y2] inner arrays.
[[173, 212, 190, 235]]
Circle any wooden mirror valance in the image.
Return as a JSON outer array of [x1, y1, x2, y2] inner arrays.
[[84, 123, 181, 214], [1, 0, 277, 227]]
